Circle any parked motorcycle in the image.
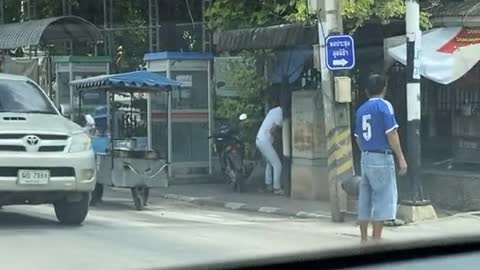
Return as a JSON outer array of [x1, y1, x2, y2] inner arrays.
[[210, 114, 248, 192]]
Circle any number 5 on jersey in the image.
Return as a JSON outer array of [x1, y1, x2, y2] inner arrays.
[[362, 114, 372, 141]]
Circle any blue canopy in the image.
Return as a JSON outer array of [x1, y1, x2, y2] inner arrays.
[[70, 70, 181, 91], [94, 106, 107, 119], [271, 47, 313, 84]]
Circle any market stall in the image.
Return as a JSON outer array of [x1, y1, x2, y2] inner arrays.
[[70, 70, 180, 210]]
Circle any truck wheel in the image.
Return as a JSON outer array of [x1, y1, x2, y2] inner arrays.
[[54, 193, 90, 225]]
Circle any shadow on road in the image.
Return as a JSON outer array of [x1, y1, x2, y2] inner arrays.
[[91, 199, 138, 211], [0, 210, 60, 229], [90, 198, 163, 212]]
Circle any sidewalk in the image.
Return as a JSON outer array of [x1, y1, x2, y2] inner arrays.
[[149, 183, 333, 220]]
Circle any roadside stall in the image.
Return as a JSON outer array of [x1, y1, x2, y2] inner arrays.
[[70, 70, 180, 210], [388, 27, 480, 165], [386, 27, 480, 210]]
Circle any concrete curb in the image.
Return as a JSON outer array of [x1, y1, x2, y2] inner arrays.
[[158, 193, 332, 220]]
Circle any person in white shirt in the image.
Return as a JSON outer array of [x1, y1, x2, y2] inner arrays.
[[256, 106, 284, 195]]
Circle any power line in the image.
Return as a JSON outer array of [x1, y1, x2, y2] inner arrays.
[[185, 0, 195, 28]]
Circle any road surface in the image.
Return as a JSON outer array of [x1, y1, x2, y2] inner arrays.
[[0, 189, 358, 270], [4, 189, 480, 270]]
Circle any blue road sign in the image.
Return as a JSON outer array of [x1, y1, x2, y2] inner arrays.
[[326, 35, 355, 70]]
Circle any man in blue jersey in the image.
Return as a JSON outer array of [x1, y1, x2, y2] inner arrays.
[[354, 74, 408, 242]]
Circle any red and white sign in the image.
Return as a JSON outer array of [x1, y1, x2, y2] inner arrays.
[[438, 28, 480, 54], [388, 27, 480, 85]]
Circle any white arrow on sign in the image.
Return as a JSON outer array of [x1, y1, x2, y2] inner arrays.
[[332, 59, 349, 66]]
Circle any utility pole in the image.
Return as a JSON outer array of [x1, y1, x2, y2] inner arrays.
[[313, 0, 351, 222], [148, 0, 160, 52], [398, 0, 437, 222], [103, 0, 113, 57], [202, 0, 213, 53], [405, 0, 423, 203]]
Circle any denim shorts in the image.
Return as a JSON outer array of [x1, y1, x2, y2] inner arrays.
[[358, 152, 398, 222]]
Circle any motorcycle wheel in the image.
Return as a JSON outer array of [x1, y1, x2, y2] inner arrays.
[[225, 161, 238, 191], [236, 177, 245, 193]]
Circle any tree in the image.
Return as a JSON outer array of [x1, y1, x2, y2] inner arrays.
[[206, 0, 441, 33], [215, 55, 271, 158], [342, 0, 432, 31], [205, 0, 311, 31], [4, 0, 203, 68]]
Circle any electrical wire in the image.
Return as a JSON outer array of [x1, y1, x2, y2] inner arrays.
[[462, 1, 480, 26], [185, 0, 195, 28]]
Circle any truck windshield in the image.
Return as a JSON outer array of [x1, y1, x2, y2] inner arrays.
[[0, 79, 57, 114]]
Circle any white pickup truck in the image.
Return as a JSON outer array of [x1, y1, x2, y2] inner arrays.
[[0, 73, 96, 225]]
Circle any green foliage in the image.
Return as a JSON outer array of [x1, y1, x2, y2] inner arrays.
[[205, 0, 311, 31], [5, 0, 203, 69], [342, 0, 432, 31], [4, 0, 22, 22], [112, 1, 149, 70], [207, 0, 435, 33], [215, 55, 270, 158]]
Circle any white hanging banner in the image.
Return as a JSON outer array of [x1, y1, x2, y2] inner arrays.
[[388, 27, 480, 85]]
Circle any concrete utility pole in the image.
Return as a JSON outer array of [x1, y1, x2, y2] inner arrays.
[[315, 0, 351, 222], [405, 0, 423, 203], [398, 0, 437, 222]]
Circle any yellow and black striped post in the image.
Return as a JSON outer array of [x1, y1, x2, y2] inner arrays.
[[327, 125, 354, 222]]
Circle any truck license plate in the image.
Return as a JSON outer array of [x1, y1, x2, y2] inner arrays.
[[18, 170, 50, 185]]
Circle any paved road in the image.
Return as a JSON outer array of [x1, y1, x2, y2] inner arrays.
[[0, 190, 358, 270]]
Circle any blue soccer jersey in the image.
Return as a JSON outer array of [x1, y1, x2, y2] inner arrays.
[[354, 98, 399, 151]]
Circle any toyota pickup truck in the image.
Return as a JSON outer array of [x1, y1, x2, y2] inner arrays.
[[0, 73, 96, 225]]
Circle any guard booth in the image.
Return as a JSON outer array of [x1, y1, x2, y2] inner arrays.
[[144, 52, 213, 179], [53, 56, 111, 120]]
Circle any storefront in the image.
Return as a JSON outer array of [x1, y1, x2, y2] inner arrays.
[[386, 27, 480, 210]]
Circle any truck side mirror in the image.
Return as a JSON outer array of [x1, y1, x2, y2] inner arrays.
[[85, 114, 95, 126], [59, 104, 72, 116]]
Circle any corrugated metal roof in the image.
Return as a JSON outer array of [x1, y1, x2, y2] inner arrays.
[[0, 16, 103, 49], [214, 23, 318, 52], [70, 71, 181, 91]]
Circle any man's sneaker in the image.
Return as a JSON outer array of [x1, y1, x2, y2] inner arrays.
[[258, 185, 273, 193], [273, 189, 285, 195], [384, 219, 405, 227]]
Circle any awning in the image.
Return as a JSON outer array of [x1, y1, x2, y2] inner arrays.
[[388, 27, 480, 85], [215, 24, 318, 52], [70, 70, 181, 91], [0, 16, 103, 49], [271, 47, 313, 84]]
